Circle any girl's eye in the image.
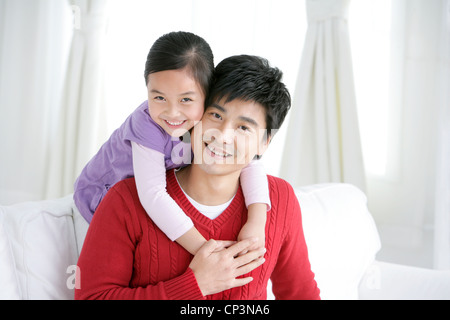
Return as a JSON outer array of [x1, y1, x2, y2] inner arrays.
[[154, 96, 165, 101], [181, 98, 193, 103]]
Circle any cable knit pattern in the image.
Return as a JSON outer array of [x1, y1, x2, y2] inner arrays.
[[75, 169, 320, 300]]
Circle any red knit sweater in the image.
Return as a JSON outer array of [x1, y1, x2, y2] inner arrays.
[[75, 170, 320, 300]]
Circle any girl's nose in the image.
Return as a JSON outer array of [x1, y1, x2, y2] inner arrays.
[[166, 103, 181, 117]]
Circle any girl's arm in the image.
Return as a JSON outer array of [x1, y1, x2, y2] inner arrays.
[[132, 141, 206, 254], [238, 160, 271, 249], [240, 160, 271, 211]]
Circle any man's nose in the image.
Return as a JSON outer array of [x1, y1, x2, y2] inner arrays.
[[215, 126, 235, 145]]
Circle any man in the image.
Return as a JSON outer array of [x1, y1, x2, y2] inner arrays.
[[75, 55, 320, 300]]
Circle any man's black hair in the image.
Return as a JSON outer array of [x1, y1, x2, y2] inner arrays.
[[207, 55, 291, 140]]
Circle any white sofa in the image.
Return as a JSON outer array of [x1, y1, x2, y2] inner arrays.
[[1, 183, 449, 300]]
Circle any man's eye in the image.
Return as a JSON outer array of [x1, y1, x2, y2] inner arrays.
[[154, 96, 165, 101], [238, 125, 250, 132], [210, 112, 222, 120]]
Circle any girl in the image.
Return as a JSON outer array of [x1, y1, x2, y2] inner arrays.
[[74, 31, 270, 255]]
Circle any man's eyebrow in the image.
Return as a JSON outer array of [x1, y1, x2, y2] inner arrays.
[[210, 103, 226, 113], [239, 116, 259, 128]]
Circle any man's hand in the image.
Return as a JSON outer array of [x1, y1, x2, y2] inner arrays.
[[189, 238, 266, 296]]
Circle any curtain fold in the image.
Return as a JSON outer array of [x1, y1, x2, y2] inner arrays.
[[362, 0, 450, 269], [280, 0, 365, 191], [0, 0, 72, 205], [45, 0, 109, 198], [433, 0, 450, 270]]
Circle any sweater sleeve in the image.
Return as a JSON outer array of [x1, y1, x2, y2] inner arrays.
[[270, 182, 321, 300], [132, 141, 194, 241], [239, 160, 271, 210], [74, 184, 204, 300]]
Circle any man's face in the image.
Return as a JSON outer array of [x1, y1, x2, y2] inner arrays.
[[191, 97, 270, 176]]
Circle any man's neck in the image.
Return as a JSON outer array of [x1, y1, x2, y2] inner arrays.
[[175, 165, 240, 206]]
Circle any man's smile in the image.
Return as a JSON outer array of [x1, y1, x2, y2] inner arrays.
[[204, 142, 233, 158]]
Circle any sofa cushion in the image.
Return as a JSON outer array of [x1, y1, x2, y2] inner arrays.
[[295, 183, 381, 299], [359, 261, 450, 299], [72, 205, 89, 256], [0, 195, 78, 300], [0, 214, 21, 299]]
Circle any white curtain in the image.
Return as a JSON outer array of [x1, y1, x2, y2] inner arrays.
[[434, 46, 450, 269], [359, 0, 450, 269], [0, 0, 72, 205], [280, 0, 365, 191], [433, 0, 450, 270], [0, 0, 109, 203], [45, 0, 109, 199]]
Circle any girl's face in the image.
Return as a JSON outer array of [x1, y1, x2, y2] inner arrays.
[[147, 68, 205, 137]]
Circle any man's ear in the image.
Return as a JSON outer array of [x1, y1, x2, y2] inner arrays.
[[255, 134, 272, 160]]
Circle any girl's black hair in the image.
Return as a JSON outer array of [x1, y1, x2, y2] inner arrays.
[[144, 31, 214, 98]]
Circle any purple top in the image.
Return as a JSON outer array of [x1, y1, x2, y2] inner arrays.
[[73, 101, 189, 223]]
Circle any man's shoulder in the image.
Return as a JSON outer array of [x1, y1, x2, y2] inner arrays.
[[103, 177, 151, 225], [266, 176, 301, 240], [267, 175, 299, 211], [109, 177, 139, 202], [267, 175, 296, 196]]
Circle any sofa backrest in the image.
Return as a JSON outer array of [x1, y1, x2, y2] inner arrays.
[[296, 183, 381, 299], [0, 183, 380, 300], [0, 195, 81, 299]]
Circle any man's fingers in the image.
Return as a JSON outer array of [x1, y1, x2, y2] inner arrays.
[[234, 257, 265, 278], [198, 239, 218, 254], [231, 276, 254, 289], [216, 240, 237, 248], [213, 240, 237, 252], [198, 239, 237, 254], [234, 247, 266, 268], [237, 249, 249, 256], [226, 237, 259, 257]]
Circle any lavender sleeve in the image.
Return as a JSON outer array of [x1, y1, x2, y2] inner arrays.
[[73, 101, 188, 224], [131, 141, 194, 241]]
